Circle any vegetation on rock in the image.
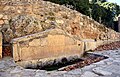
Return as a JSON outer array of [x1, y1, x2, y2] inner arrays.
[[45, 0, 120, 29]]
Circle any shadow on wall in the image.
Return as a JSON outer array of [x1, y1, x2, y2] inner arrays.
[[114, 21, 119, 32]]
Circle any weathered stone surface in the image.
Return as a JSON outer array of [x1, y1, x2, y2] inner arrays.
[[0, 14, 3, 19], [0, 63, 6, 69], [0, 0, 119, 43], [12, 43, 20, 61], [0, 20, 4, 25], [3, 15, 8, 20], [82, 64, 96, 71], [29, 39, 41, 46], [81, 71, 98, 77], [10, 66, 22, 74], [11, 29, 84, 62], [21, 69, 36, 76], [92, 67, 112, 76], [67, 69, 82, 75], [40, 38, 48, 46], [83, 39, 97, 51], [103, 65, 120, 75]]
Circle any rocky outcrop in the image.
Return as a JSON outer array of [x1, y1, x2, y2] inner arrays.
[[0, 0, 119, 43]]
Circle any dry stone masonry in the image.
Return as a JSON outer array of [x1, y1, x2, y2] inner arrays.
[[0, 0, 120, 67], [0, 0, 120, 42]]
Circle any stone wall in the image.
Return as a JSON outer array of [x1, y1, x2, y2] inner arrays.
[[83, 39, 120, 51], [0, 0, 120, 43], [11, 29, 84, 62]]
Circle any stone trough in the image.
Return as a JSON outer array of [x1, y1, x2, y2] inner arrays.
[[8, 29, 119, 68], [10, 29, 85, 68]]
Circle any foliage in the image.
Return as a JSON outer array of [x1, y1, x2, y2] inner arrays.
[[91, 2, 120, 28], [100, 2, 120, 17], [44, 0, 120, 29], [44, 0, 90, 16], [90, 0, 106, 3]]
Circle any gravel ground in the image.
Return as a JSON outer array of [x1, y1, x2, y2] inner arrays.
[[94, 41, 120, 51]]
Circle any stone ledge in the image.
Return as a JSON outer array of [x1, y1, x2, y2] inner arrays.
[[10, 29, 67, 44]]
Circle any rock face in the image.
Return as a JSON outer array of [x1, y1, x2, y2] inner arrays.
[[0, 0, 119, 43]]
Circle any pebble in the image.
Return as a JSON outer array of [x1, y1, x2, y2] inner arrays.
[[2, 15, 8, 20], [0, 14, 3, 19], [0, 20, 4, 25]]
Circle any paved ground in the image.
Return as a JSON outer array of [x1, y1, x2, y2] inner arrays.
[[0, 49, 120, 77]]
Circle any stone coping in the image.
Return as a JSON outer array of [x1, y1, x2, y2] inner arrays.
[[10, 28, 68, 43], [10, 28, 120, 44]]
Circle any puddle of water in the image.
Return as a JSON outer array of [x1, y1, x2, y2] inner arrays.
[[39, 58, 83, 71]]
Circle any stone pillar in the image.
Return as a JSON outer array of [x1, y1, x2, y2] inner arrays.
[[0, 32, 2, 58], [11, 43, 20, 61], [118, 17, 120, 32]]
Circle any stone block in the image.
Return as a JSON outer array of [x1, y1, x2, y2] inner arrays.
[[47, 35, 65, 46], [83, 39, 97, 51], [56, 19, 64, 24], [19, 40, 84, 61], [40, 38, 48, 46], [65, 36, 76, 45], [12, 32, 85, 62], [21, 47, 34, 60], [12, 43, 20, 61], [2, 15, 8, 20], [19, 41, 29, 47], [4, 20, 9, 24], [0, 20, 4, 25], [0, 14, 3, 19], [29, 39, 41, 46], [96, 40, 104, 47]]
